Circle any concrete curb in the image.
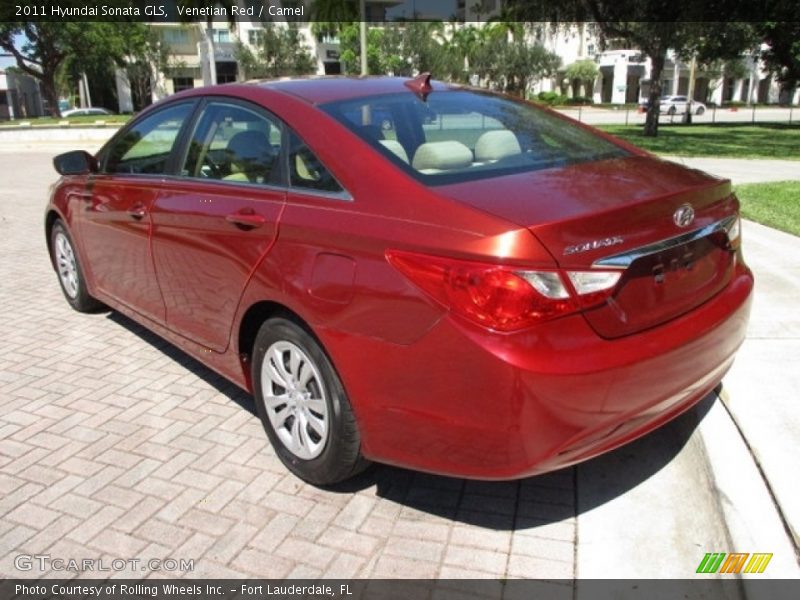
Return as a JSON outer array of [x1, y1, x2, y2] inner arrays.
[[698, 392, 799, 577], [0, 126, 120, 143]]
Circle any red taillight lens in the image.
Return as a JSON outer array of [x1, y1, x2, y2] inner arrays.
[[386, 251, 580, 332]]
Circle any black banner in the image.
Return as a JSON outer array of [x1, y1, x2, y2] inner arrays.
[[3, 579, 800, 600], [0, 0, 797, 23]]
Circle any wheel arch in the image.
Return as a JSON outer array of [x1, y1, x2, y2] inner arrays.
[[237, 300, 324, 387], [44, 209, 64, 269]]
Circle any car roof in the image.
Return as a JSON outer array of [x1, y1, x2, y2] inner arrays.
[[252, 76, 459, 105]]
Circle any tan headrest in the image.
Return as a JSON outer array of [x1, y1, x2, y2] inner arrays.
[[474, 130, 522, 162], [412, 141, 473, 172]]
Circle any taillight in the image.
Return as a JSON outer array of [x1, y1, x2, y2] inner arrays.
[[724, 215, 741, 250], [386, 250, 621, 332], [566, 271, 622, 308]]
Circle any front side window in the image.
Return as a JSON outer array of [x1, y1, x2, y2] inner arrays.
[[322, 90, 629, 185], [181, 101, 283, 186], [103, 103, 193, 175]]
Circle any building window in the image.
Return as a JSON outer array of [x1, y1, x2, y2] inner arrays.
[[216, 62, 238, 84], [211, 29, 231, 43], [162, 28, 190, 45], [173, 77, 194, 93], [248, 29, 265, 45]]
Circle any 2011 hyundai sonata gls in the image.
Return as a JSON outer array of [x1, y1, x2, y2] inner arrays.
[[46, 75, 753, 485]]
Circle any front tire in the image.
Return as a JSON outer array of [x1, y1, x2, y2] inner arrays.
[[50, 220, 103, 313], [668, 105, 677, 115], [696, 106, 705, 115], [252, 317, 368, 485]]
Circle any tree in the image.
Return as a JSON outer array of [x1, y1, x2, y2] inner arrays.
[[565, 59, 598, 98], [506, 1, 757, 136], [178, 0, 238, 85], [444, 25, 481, 83], [236, 26, 316, 79], [471, 24, 560, 97], [338, 23, 386, 75], [695, 59, 749, 104], [310, 0, 359, 39], [337, 22, 459, 78], [0, 22, 144, 117], [122, 27, 173, 111], [757, 21, 800, 102], [0, 23, 80, 117], [310, 0, 359, 23]]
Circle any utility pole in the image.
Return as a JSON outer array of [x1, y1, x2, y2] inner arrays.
[[359, 0, 367, 76]]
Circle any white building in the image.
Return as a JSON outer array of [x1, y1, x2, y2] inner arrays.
[[0, 69, 45, 120]]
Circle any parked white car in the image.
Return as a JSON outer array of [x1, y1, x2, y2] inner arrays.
[[61, 107, 114, 118], [658, 95, 707, 116]]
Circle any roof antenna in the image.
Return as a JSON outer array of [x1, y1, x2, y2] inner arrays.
[[405, 72, 433, 100]]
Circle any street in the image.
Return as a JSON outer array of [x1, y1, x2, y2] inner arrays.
[[554, 105, 797, 126]]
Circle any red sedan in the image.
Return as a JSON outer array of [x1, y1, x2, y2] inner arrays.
[[46, 76, 753, 485]]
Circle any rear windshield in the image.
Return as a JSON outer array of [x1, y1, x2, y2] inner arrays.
[[320, 90, 629, 185]]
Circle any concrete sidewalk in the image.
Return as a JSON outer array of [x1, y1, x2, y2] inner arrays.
[[722, 220, 800, 548], [662, 156, 800, 184]]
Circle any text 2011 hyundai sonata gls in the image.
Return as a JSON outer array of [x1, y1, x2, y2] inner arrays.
[[46, 75, 753, 485]]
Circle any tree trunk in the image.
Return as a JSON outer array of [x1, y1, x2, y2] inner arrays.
[[41, 72, 61, 118], [682, 55, 697, 125], [644, 51, 666, 137]]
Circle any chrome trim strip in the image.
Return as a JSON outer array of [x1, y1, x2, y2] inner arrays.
[[289, 187, 354, 202], [593, 215, 737, 269]]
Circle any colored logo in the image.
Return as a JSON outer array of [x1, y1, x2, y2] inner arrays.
[[696, 552, 773, 574]]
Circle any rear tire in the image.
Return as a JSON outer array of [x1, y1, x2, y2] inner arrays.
[[696, 106, 705, 115], [252, 317, 368, 485], [668, 106, 677, 115], [50, 220, 103, 313]]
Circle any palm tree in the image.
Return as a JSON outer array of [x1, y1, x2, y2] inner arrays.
[[178, 0, 238, 85]]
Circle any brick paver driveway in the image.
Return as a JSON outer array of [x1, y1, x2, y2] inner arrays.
[[0, 150, 577, 580]]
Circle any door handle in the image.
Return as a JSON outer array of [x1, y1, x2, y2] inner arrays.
[[127, 203, 147, 219], [226, 209, 266, 229]]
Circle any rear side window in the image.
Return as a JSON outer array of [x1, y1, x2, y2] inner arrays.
[[288, 132, 344, 194], [322, 90, 629, 185], [103, 103, 193, 175]]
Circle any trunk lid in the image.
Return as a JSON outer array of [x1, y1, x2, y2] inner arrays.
[[437, 155, 739, 338]]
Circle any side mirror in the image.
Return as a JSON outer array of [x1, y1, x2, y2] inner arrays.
[[53, 150, 98, 176]]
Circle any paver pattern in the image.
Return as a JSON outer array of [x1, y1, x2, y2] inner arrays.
[[0, 151, 576, 580]]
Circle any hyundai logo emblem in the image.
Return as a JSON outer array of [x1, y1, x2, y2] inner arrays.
[[673, 204, 695, 228]]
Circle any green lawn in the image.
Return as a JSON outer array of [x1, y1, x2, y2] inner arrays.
[[735, 181, 800, 237], [599, 123, 800, 161]]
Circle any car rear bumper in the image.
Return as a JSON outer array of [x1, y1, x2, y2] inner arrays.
[[324, 260, 753, 480]]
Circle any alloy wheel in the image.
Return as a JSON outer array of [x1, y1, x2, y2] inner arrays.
[[261, 340, 329, 460], [54, 231, 79, 299]]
